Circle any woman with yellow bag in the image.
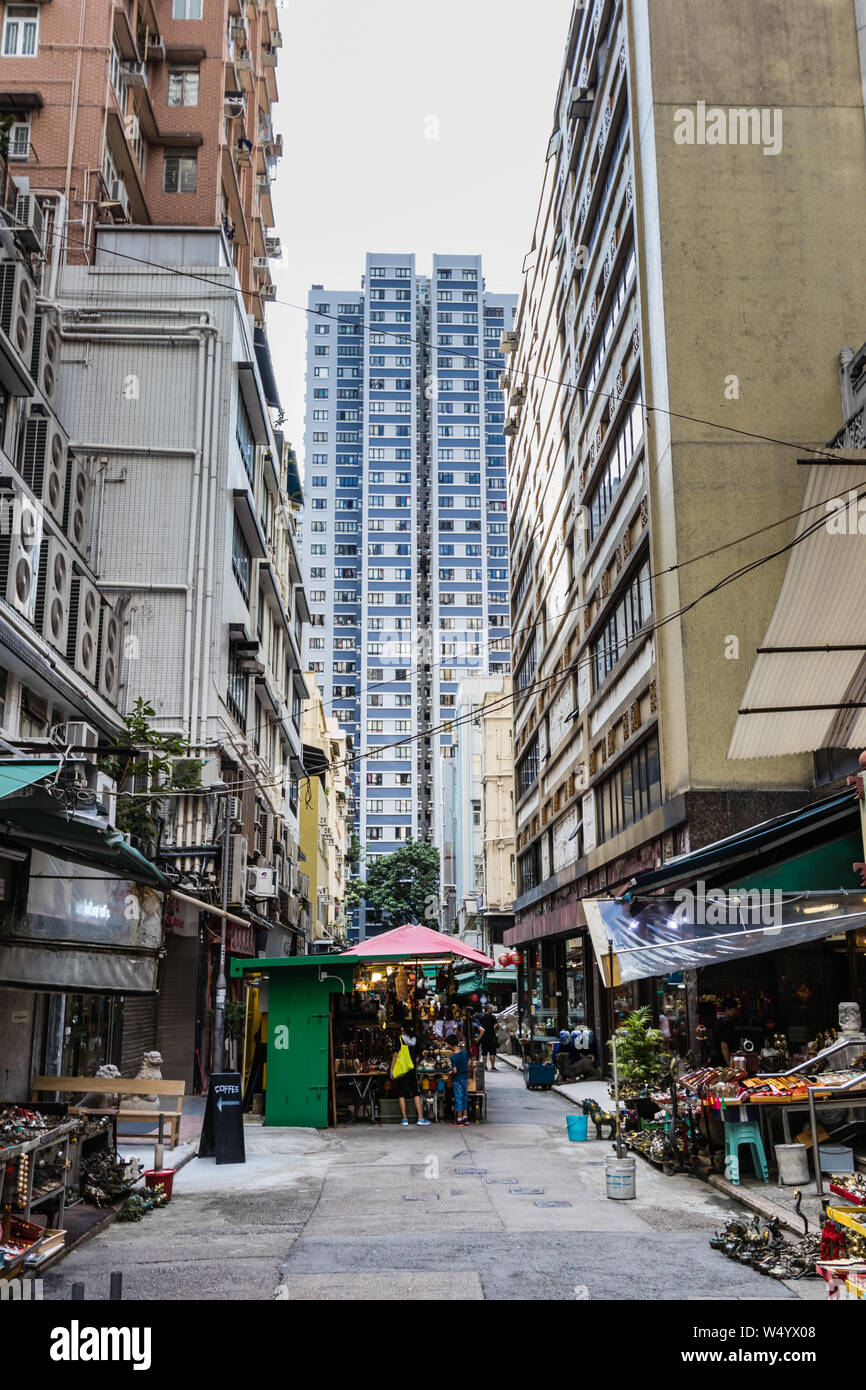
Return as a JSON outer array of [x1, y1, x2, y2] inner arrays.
[[394, 1023, 430, 1126]]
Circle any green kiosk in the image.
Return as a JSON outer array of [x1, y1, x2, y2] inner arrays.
[[231, 954, 356, 1128]]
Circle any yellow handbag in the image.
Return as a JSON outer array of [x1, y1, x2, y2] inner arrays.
[[391, 1043, 413, 1079]]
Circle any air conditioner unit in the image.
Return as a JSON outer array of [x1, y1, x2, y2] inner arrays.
[[98, 600, 121, 704], [93, 770, 117, 826], [500, 331, 518, 354], [29, 310, 61, 407], [273, 134, 283, 158], [226, 795, 242, 824], [35, 536, 71, 652], [227, 833, 248, 904], [223, 92, 246, 118], [14, 193, 44, 255], [65, 721, 99, 752], [261, 285, 277, 301], [0, 514, 41, 622], [20, 416, 68, 523], [66, 575, 100, 684], [247, 865, 276, 898], [265, 236, 281, 258], [109, 179, 131, 222], [124, 113, 140, 144], [63, 454, 91, 554], [0, 260, 35, 362], [122, 61, 147, 88], [253, 256, 269, 270]]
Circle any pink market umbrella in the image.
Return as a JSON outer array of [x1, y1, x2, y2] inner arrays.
[[344, 922, 493, 967]]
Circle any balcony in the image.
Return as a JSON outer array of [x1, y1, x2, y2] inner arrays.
[[234, 50, 255, 94]]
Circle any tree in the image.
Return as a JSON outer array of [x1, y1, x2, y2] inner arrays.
[[99, 698, 203, 844], [345, 839, 440, 928]]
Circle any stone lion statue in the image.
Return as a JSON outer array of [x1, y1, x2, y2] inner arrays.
[[124, 1051, 165, 1108], [78, 1063, 121, 1111]]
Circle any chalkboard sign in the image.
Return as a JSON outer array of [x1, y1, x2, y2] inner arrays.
[[199, 1072, 245, 1165]]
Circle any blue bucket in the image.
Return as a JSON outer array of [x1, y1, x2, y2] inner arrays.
[[566, 1113, 588, 1142]]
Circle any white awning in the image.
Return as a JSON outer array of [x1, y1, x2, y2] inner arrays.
[[727, 452, 866, 760]]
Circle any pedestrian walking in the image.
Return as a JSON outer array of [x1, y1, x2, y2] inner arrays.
[[449, 1035, 470, 1126], [394, 1023, 431, 1126], [478, 1003, 499, 1071]]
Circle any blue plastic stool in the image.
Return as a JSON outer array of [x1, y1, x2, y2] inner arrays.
[[723, 1119, 769, 1185]]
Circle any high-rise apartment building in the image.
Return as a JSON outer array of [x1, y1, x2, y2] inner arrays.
[[300, 254, 516, 926], [1, 0, 282, 314], [503, 0, 866, 1039]]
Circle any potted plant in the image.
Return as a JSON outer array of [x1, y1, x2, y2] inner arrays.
[[608, 1006, 668, 1117]]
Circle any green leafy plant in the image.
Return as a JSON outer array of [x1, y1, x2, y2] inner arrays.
[[608, 1005, 668, 1091], [224, 1000, 246, 1044], [99, 698, 203, 844], [345, 838, 440, 928]]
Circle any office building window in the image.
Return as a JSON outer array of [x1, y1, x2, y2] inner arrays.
[[595, 732, 662, 844]]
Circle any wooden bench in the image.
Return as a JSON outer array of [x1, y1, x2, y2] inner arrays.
[[32, 1077, 185, 1152]]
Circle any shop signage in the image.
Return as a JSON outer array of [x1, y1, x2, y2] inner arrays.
[[199, 1072, 245, 1165]]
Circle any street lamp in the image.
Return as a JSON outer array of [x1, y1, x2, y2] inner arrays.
[[211, 781, 231, 1074]]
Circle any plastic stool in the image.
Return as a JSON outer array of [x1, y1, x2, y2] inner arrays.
[[724, 1118, 769, 1185]]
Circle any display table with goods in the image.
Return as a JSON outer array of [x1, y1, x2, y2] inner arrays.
[[0, 1103, 152, 1276], [0, 1105, 76, 1277]]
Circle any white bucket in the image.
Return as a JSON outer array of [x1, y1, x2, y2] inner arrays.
[[774, 1143, 810, 1186], [605, 1153, 636, 1200]]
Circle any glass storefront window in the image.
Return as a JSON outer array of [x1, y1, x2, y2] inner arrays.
[[60, 994, 120, 1076], [564, 936, 587, 1026]]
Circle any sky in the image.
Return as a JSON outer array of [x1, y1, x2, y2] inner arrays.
[[269, 0, 573, 458]]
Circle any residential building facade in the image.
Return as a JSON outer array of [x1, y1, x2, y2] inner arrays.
[[1, 0, 282, 315], [503, 0, 866, 1045], [299, 673, 351, 951], [299, 254, 516, 933], [439, 675, 515, 960]]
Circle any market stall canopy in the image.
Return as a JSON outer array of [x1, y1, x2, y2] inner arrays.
[[343, 923, 494, 966], [0, 789, 169, 890], [584, 892, 866, 985], [727, 455, 866, 760]]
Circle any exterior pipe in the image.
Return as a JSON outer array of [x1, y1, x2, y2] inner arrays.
[[183, 332, 208, 742], [190, 332, 216, 746], [198, 336, 222, 747]]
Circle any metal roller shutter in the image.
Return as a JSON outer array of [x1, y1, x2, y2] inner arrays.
[[119, 994, 158, 1077], [155, 933, 199, 1093]]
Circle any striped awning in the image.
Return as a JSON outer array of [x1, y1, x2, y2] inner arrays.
[[728, 454, 866, 760]]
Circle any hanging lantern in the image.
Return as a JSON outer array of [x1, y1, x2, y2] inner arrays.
[[408, 972, 417, 985], [470, 992, 479, 1003], [513, 951, 524, 966]]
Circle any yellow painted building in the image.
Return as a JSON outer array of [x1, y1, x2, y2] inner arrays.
[[299, 674, 350, 949]]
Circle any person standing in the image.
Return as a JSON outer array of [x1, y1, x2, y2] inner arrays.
[[449, 1035, 470, 1126], [709, 997, 741, 1067], [397, 1022, 431, 1126], [477, 1004, 499, 1071]]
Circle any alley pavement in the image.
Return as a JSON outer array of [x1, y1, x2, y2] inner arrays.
[[41, 1066, 807, 1301]]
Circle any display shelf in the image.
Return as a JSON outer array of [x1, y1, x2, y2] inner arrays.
[[27, 1184, 66, 1210], [830, 1182, 866, 1206]]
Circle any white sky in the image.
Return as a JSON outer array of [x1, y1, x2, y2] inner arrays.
[[269, 0, 573, 454]]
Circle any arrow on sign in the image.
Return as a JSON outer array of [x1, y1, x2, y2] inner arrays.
[[217, 1097, 240, 1112]]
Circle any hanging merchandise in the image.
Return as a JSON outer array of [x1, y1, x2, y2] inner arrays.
[[395, 966, 409, 1002]]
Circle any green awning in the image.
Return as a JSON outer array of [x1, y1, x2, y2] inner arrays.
[[0, 762, 60, 798], [455, 972, 483, 997], [0, 790, 169, 890], [484, 968, 518, 985]]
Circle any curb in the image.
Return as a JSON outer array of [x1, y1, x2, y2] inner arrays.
[[499, 1051, 602, 1107]]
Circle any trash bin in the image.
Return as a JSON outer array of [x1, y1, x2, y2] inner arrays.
[[774, 1143, 810, 1185], [566, 1113, 588, 1141]]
